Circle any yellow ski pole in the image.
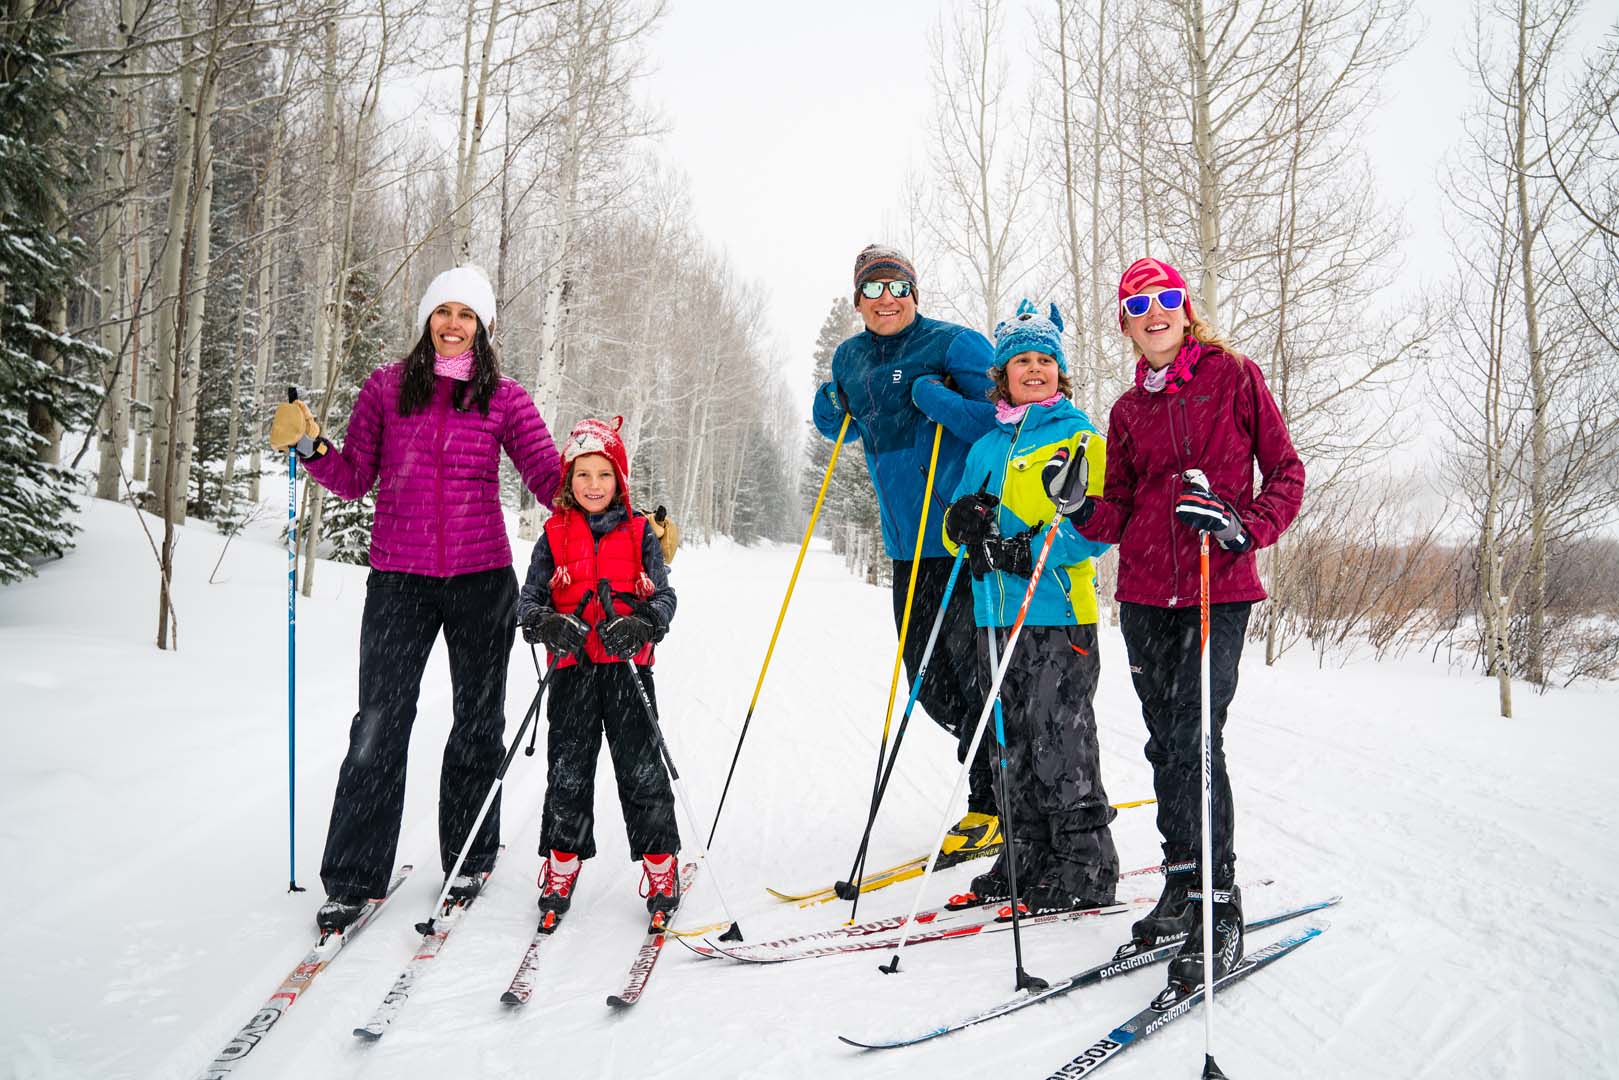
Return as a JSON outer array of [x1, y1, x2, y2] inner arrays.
[[706, 410, 852, 847]]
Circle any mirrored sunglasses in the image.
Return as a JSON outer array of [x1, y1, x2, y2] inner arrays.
[[860, 280, 914, 300], [1120, 288, 1186, 319]]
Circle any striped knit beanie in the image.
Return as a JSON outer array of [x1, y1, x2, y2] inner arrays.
[[852, 244, 920, 305]]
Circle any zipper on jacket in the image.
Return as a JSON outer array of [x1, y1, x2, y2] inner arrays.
[[1165, 396, 1186, 606], [435, 389, 448, 577]]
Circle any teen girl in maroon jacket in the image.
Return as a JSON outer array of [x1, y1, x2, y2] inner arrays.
[[1045, 257, 1304, 993]]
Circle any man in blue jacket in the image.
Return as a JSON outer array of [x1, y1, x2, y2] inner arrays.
[[812, 244, 1001, 863]]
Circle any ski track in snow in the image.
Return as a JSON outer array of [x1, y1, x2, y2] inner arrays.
[[3, 496, 1618, 1079]]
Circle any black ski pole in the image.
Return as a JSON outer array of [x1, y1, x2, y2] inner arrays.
[[837, 473, 983, 915], [984, 625, 1046, 992], [416, 656, 559, 935], [622, 655, 746, 942]]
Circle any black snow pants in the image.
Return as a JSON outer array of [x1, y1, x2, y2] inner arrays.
[[321, 566, 517, 898], [978, 624, 1119, 900], [892, 556, 996, 815], [1118, 601, 1253, 879], [538, 661, 679, 862]]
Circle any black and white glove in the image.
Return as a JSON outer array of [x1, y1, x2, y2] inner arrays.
[[1041, 447, 1094, 526], [598, 612, 658, 659], [985, 528, 1036, 579], [524, 612, 589, 653], [945, 491, 999, 548], [1174, 472, 1252, 553]]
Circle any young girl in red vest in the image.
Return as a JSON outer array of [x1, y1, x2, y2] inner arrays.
[[516, 416, 681, 921]]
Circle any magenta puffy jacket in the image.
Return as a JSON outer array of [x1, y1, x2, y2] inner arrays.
[[1080, 346, 1305, 608], [303, 362, 561, 577]]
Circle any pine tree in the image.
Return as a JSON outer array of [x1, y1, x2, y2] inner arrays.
[[802, 297, 884, 582], [318, 269, 388, 565], [0, 12, 102, 584]]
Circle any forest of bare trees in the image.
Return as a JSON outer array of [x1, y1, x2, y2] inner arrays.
[[4, 0, 1616, 712]]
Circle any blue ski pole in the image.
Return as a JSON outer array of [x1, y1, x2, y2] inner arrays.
[[287, 387, 305, 894]]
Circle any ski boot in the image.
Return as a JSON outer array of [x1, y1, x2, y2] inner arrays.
[[1021, 879, 1117, 916], [446, 870, 485, 902], [938, 811, 1002, 867], [537, 850, 582, 916], [947, 865, 1011, 910], [316, 893, 367, 933], [1163, 883, 1244, 999], [1131, 854, 1198, 945], [640, 853, 681, 924]]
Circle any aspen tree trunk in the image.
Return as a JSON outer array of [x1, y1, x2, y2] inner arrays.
[[298, 16, 340, 597], [149, 0, 199, 509], [246, 130, 284, 504], [172, 74, 218, 523], [1185, 0, 1221, 323], [452, 0, 502, 260], [1055, 0, 1087, 393], [1511, 0, 1549, 688], [95, 139, 128, 499]]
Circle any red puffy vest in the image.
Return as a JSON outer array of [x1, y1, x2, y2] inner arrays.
[[543, 509, 655, 668]]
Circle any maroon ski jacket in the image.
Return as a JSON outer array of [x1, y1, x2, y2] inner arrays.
[[1080, 345, 1304, 609]]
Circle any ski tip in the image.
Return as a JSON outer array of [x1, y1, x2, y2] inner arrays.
[[500, 992, 524, 1006], [352, 1027, 382, 1041], [836, 1035, 869, 1050], [605, 995, 631, 1009]]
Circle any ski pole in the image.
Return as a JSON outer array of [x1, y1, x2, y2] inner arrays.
[[985, 625, 1045, 992], [835, 541, 967, 914], [416, 658, 559, 935], [839, 423, 943, 908], [707, 410, 852, 849], [625, 658, 746, 942], [878, 436, 1088, 976], [286, 387, 305, 895], [1186, 467, 1224, 1080]]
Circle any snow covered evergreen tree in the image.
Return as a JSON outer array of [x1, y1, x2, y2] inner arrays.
[[802, 298, 884, 584], [0, 11, 102, 584]]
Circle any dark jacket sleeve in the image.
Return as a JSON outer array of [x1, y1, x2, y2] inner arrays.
[[516, 537, 556, 626], [1235, 358, 1305, 549], [639, 522, 677, 632]]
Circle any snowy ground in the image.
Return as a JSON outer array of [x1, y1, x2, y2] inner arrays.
[[4, 493, 1618, 1080]]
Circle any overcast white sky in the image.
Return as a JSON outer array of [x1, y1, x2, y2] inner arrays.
[[636, 1, 1504, 399]]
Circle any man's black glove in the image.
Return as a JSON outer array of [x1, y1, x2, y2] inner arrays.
[[525, 612, 589, 653], [654, 505, 668, 525], [598, 612, 658, 659], [1174, 471, 1252, 553], [986, 528, 1036, 579], [945, 491, 999, 547], [1042, 446, 1095, 526]]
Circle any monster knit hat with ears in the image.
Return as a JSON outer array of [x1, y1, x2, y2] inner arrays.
[[851, 244, 920, 307], [416, 265, 498, 335], [562, 415, 632, 511], [1116, 257, 1195, 329], [993, 299, 1067, 373]]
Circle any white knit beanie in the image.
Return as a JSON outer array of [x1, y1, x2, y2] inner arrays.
[[416, 265, 497, 334]]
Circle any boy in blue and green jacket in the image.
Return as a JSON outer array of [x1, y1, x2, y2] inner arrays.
[[943, 300, 1120, 913]]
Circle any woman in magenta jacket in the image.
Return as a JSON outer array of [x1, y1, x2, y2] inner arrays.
[[1044, 257, 1304, 994], [270, 265, 561, 931]]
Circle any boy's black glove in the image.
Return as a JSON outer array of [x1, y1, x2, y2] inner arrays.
[[945, 491, 999, 547], [598, 612, 658, 659], [986, 528, 1036, 579], [654, 505, 668, 525], [525, 612, 589, 653]]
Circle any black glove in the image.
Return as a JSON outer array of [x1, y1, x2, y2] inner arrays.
[[654, 505, 667, 525], [945, 491, 999, 547], [525, 612, 589, 653], [598, 612, 658, 659], [1174, 473, 1252, 553], [1042, 446, 1094, 525], [986, 528, 1036, 578]]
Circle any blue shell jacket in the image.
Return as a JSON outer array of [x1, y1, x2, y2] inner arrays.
[[811, 314, 997, 559], [945, 397, 1112, 628]]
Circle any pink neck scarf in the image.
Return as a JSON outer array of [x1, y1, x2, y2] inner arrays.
[[1135, 338, 1202, 395], [995, 392, 1065, 425], [434, 349, 475, 381]]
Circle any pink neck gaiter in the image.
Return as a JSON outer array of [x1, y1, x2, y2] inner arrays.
[[1135, 338, 1202, 395], [434, 349, 475, 381], [995, 392, 1065, 425]]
